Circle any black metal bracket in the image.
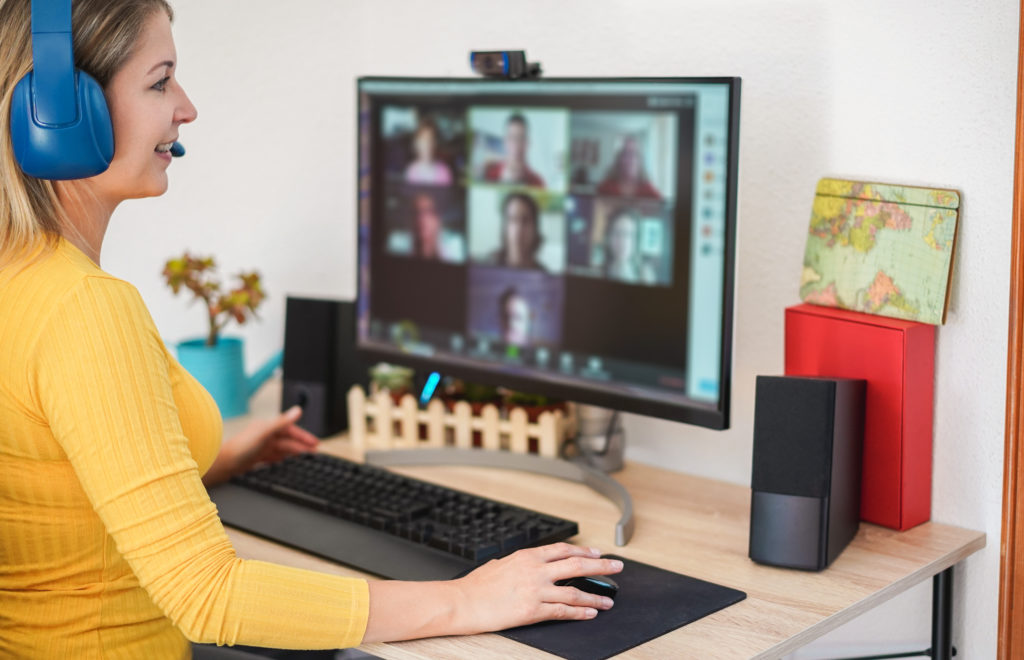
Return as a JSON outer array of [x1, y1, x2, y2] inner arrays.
[[827, 566, 956, 660]]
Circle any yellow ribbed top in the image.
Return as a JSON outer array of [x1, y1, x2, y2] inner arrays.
[[0, 239, 369, 658]]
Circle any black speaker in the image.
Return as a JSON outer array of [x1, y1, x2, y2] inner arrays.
[[749, 375, 866, 571], [281, 297, 369, 438]]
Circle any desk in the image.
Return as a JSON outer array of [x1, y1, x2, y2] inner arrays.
[[223, 384, 985, 659]]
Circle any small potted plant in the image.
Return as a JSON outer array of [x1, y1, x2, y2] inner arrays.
[[163, 252, 281, 418], [369, 363, 415, 404]]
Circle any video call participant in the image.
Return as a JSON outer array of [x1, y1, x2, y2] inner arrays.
[[408, 192, 466, 263], [490, 192, 544, 270], [597, 135, 662, 200], [412, 193, 443, 259], [0, 2, 618, 657], [404, 117, 452, 186], [483, 113, 546, 188], [604, 209, 657, 284], [499, 287, 532, 346]]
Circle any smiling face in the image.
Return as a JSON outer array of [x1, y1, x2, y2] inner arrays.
[[86, 10, 196, 203]]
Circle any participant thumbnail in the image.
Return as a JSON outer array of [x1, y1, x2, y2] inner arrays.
[[380, 105, 466, 186], [467, 187, 566, 273], [467, 267, 565, 348], [383, 185, 466, 263], [569, 111, 678, 200], [469, 107, 569, 192], [566, 197, 674, 286]]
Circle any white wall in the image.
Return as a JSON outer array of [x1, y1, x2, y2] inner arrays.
[[101, 1, 1017, 657]]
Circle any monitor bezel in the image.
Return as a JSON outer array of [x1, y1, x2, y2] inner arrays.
[[355, 75, 740, 430]]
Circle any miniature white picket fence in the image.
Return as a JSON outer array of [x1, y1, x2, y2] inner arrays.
[[347, 386, 575, 459]]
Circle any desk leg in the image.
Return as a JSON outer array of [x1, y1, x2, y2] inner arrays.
[[931, 566, 954, 660], [829, 566, 957, 660]]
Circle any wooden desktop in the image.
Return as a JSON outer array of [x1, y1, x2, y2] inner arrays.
[[222, 382, 984, 659]]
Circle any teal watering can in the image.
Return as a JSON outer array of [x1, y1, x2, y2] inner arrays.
[[176, 337, 282, 419]]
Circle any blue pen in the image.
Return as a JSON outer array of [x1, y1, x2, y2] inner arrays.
[[419, 372, 441, 406]]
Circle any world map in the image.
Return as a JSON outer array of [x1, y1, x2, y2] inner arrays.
[[800, 178, 960, 325]]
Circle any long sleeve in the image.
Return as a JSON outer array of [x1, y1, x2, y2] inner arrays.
[[27, 274, 369, 649]]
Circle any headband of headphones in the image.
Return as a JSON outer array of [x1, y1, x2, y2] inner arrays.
[[10, 0, 114, 180]]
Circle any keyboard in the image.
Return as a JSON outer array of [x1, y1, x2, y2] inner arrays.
[[209, 452, 579, 581]]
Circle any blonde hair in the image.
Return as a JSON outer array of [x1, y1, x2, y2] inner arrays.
[[0, 0, 173, 266]]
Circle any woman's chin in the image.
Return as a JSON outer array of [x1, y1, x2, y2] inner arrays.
[[126, 177, 170, 200]]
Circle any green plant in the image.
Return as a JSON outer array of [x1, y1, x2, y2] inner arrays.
[[448, 380, 501, 403], [369, 363, 415, 393], [504, 390, 555, 407], [162, 252, 266, 347]]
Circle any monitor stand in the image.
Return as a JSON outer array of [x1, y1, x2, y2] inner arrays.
[[565, 408, 626, 474]]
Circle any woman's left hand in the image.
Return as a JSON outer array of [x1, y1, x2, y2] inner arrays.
[[203, 406, 319, 486]]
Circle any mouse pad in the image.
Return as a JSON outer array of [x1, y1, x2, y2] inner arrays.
[[498, 555, 746, 660]]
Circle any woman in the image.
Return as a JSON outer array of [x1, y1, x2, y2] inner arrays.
[[403, 117, 452, 186], [0, 1, 620, 658], [603, 209, 656, 284], [489, 191, 544, 270], [597, 135, 662, 200]]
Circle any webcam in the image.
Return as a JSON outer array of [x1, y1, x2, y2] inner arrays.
[[470, 51, 542, 80]]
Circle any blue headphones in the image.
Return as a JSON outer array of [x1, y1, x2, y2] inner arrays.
[[10, 0, 112, 180]]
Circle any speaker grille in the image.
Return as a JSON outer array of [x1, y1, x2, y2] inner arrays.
[[281, 297, 368, 437], [751, 376, 836, 498], [283, 298, 342, 381]]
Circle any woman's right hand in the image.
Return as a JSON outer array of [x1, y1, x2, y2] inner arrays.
[[451, 543, 623, 634], [362, 543, 622, 643]]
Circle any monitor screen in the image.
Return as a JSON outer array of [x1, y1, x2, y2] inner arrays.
[[356, 77, 740, 429]]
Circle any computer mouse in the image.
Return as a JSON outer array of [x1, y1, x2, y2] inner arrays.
[[555, 574, 619, 600]]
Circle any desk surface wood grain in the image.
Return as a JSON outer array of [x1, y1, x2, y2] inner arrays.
[[223, 382, 984, 659]]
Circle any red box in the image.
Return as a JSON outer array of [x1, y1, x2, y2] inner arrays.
[[784, 303, 935, 530]]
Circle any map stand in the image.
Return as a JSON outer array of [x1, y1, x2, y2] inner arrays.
[[800, 177, 960, 325]]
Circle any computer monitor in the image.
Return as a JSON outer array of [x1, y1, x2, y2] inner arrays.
[[356, 77, 740, 430]]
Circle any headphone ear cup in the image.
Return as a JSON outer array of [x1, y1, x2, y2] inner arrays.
[[10, 69, 114, 180]]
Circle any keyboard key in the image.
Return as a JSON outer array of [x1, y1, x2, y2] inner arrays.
[[501, 530, 527, 552], [469, 542, 501, 562], [268, 485, 328, 511]]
